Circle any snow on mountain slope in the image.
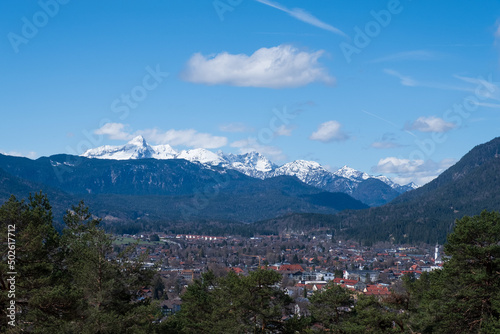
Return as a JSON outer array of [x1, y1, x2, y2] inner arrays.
[[150, 144, 178, 159], [223, 152, 277, 179], [177, 148, 225, 165], [82, 136, 160, 160], [333, 165, 370, 182], [81, 137, 417, 197], [273, 160, 329, 183]]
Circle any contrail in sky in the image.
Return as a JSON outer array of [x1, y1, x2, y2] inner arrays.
[[255, 0, 348, 38]]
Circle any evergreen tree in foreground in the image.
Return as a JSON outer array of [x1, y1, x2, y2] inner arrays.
[[405, 210, 500, 333], [163, 269, 293, 333], [0, 194, 158, 333]]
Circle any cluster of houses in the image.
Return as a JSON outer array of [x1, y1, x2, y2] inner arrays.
[[115, 233, 444, 318]]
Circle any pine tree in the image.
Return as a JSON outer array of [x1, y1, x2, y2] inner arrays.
[[167, 269, 292, 333], [308, 281, 354, 332], [0, 193, 73, 333], [60, 201, 158, 333], [406, 211, 500, 333]]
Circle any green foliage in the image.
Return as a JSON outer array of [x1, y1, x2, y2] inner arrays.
[[405, 211, 500, 333], [0, 193, 70, 332], [0, 195, 158, 333], [308, 282, 355, 332], [345, 295, 402, 334], [168, 269, 292, 333]]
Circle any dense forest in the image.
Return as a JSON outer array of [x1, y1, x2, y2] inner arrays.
[[1, 194, 499, 333]]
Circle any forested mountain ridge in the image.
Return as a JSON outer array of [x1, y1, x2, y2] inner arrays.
[[252, 137, 500, 244], [333, 137, 500, 243], [82, 135, 416, 206], [0, 153, 367, 223]]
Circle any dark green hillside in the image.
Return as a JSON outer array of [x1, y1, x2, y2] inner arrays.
[[248, 137, 500, 244], [0, 167, 74, 221], [352, 178, 400, 207], [392, 136, 500, 205], [338, 137, 500, 244], [0, 154, 367, 223]]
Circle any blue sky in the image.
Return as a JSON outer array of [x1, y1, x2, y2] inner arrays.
[[2, 0, 500, 185]]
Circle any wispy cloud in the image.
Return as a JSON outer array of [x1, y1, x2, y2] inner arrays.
[[370, 50, 438, 63], [255, 0, 347, 38], [472, 101, 500, 109], [182, 44, 334, 89], [455, 75, 500, 100], [371, 133, 404, 149], [405, 116, 457, 133], [309, 120, 349, 143], [383, 69, 418, 86], [384, 70, 477, 93], [371, 141, 402, 149], [94, 123, 228, 149]]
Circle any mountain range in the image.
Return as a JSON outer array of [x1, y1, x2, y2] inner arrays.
[[82, 136, 417, 206], [0, 151, 368, 225], [1, 136, 500, 243]]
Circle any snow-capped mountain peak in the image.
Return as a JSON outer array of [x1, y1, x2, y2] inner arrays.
[[150, 144, 178, 159], [224, 151, 276, 172], [83, 135, 156, 160], [273, 160, 332, 185], [334, 165, 370, 181], [81, 138, 417, 202], [177, 148, 225, 165], [221, 151, 277, 179], [127, 135, 148, 147]]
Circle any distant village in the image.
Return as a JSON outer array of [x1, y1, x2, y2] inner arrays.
[[112, 231, 444, 318]]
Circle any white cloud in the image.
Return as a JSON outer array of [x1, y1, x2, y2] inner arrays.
[[219, 122, 254, 133], [372, 157, 455, 185], [138, 128, 228, 149], [371, 50, 437, 63], [0, 150, 37, 159], [309, 120, 349, 143], [95, 123, 228, 149], [230, 137, 286, 161], [95, 123, 133, 140], [182, 44, 334, 88], [383, 69, 418, 87], [255, 0, 347, 37], [406, 116, 456, 133]]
